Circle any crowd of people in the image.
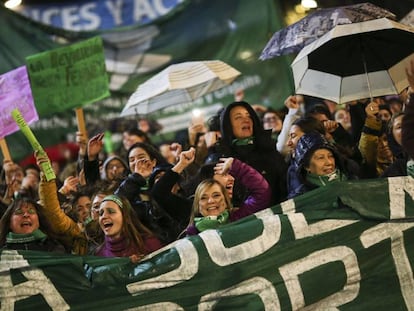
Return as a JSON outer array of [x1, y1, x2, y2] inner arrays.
[[0, 58, 413, 263]]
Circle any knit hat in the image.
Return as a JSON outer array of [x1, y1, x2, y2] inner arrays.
[[294, 132, 337, 170]]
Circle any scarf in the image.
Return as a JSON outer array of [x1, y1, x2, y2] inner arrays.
[[407, 159, 414, 178], [194, 210, 230, 232], [232, 136, 254, 146], [6, 229, 47, 244], [306, 169, 346, 187]]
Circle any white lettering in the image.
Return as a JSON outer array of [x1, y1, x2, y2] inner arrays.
[[279, 246, 360, 310], [61, 6, 82, 30], [200, 209, 281, 266], [280, 199, 295, 214], [360, 222, 414, 310], [0, 251, 70, 311], [388, 176, 414, 219], [126, 239, 198, 295], [79, 3, 100, 30], [288, 213, 358, 239], [133, 0, 157, 22], [42, 8, 60, 24], [152, 0, 171, 15], [199, 277, 279, 310], [105, 0, 124, 26]]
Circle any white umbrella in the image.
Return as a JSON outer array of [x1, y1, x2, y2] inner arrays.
[[121, 60, 240, 116], [291, 18, 414, 104]]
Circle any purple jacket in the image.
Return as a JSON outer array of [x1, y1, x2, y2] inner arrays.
[[187, 158, 272, 235], [228, 158, 271, 221], [95, 235, 162, 258]]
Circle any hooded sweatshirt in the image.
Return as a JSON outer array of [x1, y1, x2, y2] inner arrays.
[[215, 101, 287, 204]]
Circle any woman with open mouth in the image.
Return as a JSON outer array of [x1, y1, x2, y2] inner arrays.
[[95, 194, 162, 261], [0, 196, 66, 253]]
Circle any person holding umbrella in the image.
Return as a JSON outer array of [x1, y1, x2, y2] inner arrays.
[[385, 58, 414, 177], [358, 100, 405, 178], [402, 59, 414, 162]]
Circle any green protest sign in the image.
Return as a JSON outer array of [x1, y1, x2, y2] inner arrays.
[[1, 177, 414, 310], [26, 36, 109, 115]]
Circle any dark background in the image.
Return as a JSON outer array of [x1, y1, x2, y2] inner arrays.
[[279, 0, 413, 21], [2, 0, 413, 22]]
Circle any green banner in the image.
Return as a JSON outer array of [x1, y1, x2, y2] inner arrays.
[[25, 36, 109, 115], [2, 177, 414, 310], [0, 0, 294, 162]]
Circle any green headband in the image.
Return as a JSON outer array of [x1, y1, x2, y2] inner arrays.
[[101, 195, 125, 209]]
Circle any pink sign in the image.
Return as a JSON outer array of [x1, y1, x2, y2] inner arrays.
[[0, 66, 38, 138]]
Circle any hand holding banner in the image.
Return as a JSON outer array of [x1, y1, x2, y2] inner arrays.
[[11, 108, 56, 181]]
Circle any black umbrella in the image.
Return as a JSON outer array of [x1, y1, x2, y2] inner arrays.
[[260, 2, 395, 60], [291, 18, 414, 104]]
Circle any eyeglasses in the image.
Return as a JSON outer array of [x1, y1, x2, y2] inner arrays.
[[13, 208, 37, 215], [107, 164, 125, 170], [263, 117, 278, 123]]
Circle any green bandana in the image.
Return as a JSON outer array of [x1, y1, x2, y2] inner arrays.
[[6, 229, 47, 244], [232, 136, 254, 146], [407, 159, 414, 178], [306, 169, 346, 187], [101, 195, 125, 209], [194, 210, 230, 232]]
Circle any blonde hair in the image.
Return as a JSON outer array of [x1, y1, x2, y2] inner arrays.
[[189, 179, 232, 224]]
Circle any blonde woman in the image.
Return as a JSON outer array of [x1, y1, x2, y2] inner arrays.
[[185, 179, 234, 235]]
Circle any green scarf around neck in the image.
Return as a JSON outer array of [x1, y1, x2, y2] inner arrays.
[[6, 229, 47, 244], [194, 210, 230, 232], [306, 169, 345, 187], [232, 136, 254, 146]]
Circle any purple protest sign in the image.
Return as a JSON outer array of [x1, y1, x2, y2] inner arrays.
[[0, 66, 38, 138]]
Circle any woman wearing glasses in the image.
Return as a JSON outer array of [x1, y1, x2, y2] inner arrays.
[[0, 196, 66, 253]]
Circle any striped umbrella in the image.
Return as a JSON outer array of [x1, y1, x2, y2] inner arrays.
[[121, 60, 241, 116], [291, 18, 414, 104]]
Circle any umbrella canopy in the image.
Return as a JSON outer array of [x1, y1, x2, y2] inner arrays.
[[290, 18, 414, 104], [121, 60, 241, 116], [260, 2, 395, 60]]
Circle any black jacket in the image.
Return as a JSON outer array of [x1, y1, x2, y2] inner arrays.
[[214, 101, 288, 204]]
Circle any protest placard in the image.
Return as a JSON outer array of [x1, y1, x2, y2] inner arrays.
[[0, 66, 38, 139], [26, 36, 110, 116]]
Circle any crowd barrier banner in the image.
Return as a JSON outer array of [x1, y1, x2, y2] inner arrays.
[[1, 176, 414, 310]]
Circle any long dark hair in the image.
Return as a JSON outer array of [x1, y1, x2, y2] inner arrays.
[[95, 195, 156, 255], [127, 142, 167, 168]]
